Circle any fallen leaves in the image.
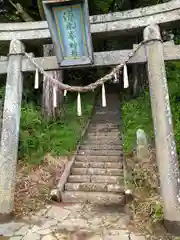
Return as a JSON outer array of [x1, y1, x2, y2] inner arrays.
[[13, 154, 68, 218]]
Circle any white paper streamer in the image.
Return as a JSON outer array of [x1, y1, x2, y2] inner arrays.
[[77, 92, 82, 116], [102, 83, 107, 107], [64, 89, 67, 97], [113, 72, 119, 83], [34, 68, 39, 89], [53, 85, 57, 108], [123, 64, 129, 88]]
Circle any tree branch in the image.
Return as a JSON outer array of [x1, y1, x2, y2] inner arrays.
[[37, 0, 45, 20], [8, 0, 34, 22]]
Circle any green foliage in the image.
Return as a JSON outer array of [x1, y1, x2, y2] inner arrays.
[[122, 62, 180, 161], [151, 202, 163, 223], [19, 92, 94, 165], [88, 0, 114, 14], [122, 89, 153, 153], [166, 62, 180, 158]]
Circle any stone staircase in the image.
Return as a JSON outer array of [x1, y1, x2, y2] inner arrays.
[[61, 91, 125, 205]]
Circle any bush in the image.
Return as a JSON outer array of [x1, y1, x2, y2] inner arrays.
[[18, 92, 95, 164]]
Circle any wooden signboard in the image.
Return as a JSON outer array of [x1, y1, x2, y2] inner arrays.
[[43, 0, 94, 68]]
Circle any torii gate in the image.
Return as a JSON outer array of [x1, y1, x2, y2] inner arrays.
[[0, 0, 180, 235]]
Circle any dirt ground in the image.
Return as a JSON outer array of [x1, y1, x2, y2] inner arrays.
[[13, 154, 69, 218], [125, 148, 179, 240]]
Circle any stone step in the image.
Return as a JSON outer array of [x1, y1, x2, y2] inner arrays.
[[75, 155, 122, 162], [88, 130, 120, 135], [89, 124, 119, 128], [88, 129, 119, 134], [86, 135, 121, 141], [68, 175, 91, 183], [61, 191, 125, 205], [79, 145, 123, 150], [93, 111, 119, 115], [83, 140, 122, 145], [68, 175, 123, 183], [94, 112, 119, 115], [91, 116, 119, 120], [90, 120, 119, 124], [95, 112, 119, 115], [94, 108, 119, 112], [91, 175, 124, 183], [65, 183, 124, 193], [73, 161, 123, 169], [78, 149, 123, 156], [92, 117, 120, 121], [94, 106, 119, 110], [88, 125, 120, 129], [71, 168, 123, 176], [87, 132, 120, 136]]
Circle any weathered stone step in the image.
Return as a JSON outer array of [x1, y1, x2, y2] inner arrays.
[[91, 116, 119, 120], [71, 168, 123, 176], [86, 135, 121, 141], [65, 183, 124, 193], [88, 130, 120, 135], [83, 140, 122, 145], [61, 191, 125, 205], [78, 149, 123, 156], [88, 126, 120, 130], [91, 175, 124, 183], [89, 128, 120, 132], [90, 120, 119, 124], [89, 124, 119, 128], [94, 107, 119, 110], [73, 161, 123, 169], [94, 112, 119, 115], [68, 175, 123, 183], [68, 175, 90, 183], [92, 117, 119, 121], [75, 155, 122, 162], [95, 112, 119, 115], [80, 145, 123, 150], [87, 132, 120, 136]]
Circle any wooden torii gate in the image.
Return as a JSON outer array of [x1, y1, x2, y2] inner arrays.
[[0, 0, 180, 235]]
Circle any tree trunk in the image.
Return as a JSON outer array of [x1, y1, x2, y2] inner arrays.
[[37, 0, 45, 20], [42, 44, 64, 120]]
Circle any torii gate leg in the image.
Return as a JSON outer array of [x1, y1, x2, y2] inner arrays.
[[144, 24, 180, 235], [0, 39, 24, 220]]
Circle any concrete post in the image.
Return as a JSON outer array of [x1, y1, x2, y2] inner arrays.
[[144, 24, 180, 235], [0, 40, 24, 219]]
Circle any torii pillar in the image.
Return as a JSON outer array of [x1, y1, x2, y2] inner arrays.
[[144, 24, 180, 235]]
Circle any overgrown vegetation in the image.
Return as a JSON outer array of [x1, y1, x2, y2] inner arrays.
[[19, 92, 95, 164], [122, 62, 180, 160], [122, 62, 180, 237], [122, 89, 153, 153], [0, 87, 95, 165]]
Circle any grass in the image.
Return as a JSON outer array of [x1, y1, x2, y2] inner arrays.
[[122, 62, 180, 159], [122, 88, 153, 153], [19, 92, 95, 165]]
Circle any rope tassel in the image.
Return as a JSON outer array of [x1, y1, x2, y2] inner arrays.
[[102, 83, 107, 107], [64, 89, 67, 97], [34, 68, 39, 89], [53, 85, 57, 108], [123, 64, 129, 89], [77, 92, 82, 116], [113, 72, 119, 84]]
